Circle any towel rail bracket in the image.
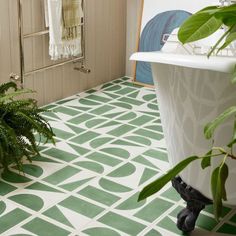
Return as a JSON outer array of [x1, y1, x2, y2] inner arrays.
[[74, 62, 91, 74], [10, 73, 21, 82]]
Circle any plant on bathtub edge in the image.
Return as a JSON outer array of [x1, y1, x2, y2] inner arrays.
[[0, 81, 55, 174], [138, 3, 236, 222]]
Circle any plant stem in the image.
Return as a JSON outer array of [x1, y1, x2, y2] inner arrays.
[[207, 25, 234, 57], [212, 147, 236, 160], [228, 154, 236, 159], [221, 153, 228, 167], [201, 153, 223, 159]]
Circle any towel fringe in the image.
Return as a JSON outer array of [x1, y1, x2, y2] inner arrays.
[[49, 43, 82, 60]]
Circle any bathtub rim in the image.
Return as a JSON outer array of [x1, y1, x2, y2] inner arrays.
[[130, 51, 236, 74]]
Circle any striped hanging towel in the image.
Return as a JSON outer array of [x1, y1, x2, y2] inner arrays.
[[61, 0, 83, 40], [44, 0, 83, 60]]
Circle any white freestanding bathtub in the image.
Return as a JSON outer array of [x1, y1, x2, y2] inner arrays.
[[131, 50, 236, 206]]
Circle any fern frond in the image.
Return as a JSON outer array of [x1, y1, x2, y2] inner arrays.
[[0, 89, 34, 103], [0, 82, 17, 94]]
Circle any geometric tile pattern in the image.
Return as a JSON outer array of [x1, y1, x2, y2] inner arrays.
[[0, 77, 235, 235]]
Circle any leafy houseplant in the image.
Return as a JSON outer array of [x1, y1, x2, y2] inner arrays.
[[0, 82, 55, 173], [138, 2, 236, 221]]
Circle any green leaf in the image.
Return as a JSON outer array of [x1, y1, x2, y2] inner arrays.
[[217, 32, 236, 52], [201, 150, 212, 169], [138, 156, 199, 201], [217, 3, 236, 14], [223, 17, 236, 27], [211, 162, 229, 221], [231, 64, 236, 84], [204, 106, 236, 139], [0, 89, 34, 103], [220, 163, 229, 202], [215, 14, 236, 27], [178, 12, 222, 44], [215, 4, 236, 16], [196, 6, 221, 15], [207, 25, 233, 58], [227, 117, 236, 147], [211, 166, 222, 221], [214, 4, 236, 26]]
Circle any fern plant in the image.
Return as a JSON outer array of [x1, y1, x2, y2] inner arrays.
[[0, 82, 55, 173]]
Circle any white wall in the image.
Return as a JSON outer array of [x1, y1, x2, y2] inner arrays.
[[126, 0, 142, 77]]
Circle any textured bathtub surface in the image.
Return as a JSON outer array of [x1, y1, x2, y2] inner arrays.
[[0, 77, 235, 236]]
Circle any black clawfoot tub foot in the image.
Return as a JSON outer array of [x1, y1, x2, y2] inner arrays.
[[172, 176, 213, 233]]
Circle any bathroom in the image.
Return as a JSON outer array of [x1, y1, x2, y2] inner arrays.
[[0, 0, 236, 235]]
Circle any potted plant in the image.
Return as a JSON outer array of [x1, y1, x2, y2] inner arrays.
[[0, 81, 55, 173], [138, 2, 236, 233]]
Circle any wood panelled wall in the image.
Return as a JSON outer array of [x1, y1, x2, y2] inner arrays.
[[0, 0, 126, 105]]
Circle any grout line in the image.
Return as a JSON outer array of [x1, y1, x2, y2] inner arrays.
[[137, 200, 184, 236], [212, 208, 236, 232]]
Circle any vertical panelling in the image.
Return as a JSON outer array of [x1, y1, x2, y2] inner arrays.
[[8, 0, 20, 78], [109, 0, 121, 80], [94, 0, 110, 86], [23, 0, 34, 73], [112, 0, 127, 79], [0, 0, 126, 106], [85, 0, 97, 89], [0, 0, 12, 84], [126, 0, 142, 77]]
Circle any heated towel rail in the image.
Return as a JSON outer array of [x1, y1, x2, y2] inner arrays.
[[11, 0, 90, 88]]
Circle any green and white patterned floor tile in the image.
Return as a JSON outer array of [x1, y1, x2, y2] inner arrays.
[[0, 77, 236, 236]]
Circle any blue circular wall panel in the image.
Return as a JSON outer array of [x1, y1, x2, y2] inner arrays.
[[136, 10, 191, 85]]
